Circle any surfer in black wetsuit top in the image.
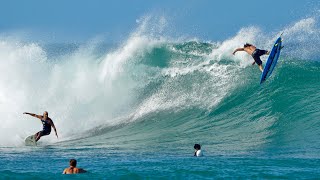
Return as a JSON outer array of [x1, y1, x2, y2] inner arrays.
[[233, 43, 270, 72], [24, 111, 58, 142]]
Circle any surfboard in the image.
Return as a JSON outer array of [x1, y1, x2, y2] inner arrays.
[[260, 35, 283, 84], [25, 135, 37, 146]]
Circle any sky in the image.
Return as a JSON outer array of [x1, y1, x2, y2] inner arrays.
[[0, 0, 318, 43]]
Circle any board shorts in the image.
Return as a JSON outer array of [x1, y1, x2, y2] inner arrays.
[[39, 129, 51, 136], [252, 49, 268, 66]]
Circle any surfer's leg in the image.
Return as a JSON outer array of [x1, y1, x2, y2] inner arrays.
[[253, 55, 263, 70], [259, 65, 263, 72], [259, 50, 269, 55], [35, 131, 42, 142], [254, 57, 263, 72], [36, 130, 50, 141], [253, 51, 265, 72]]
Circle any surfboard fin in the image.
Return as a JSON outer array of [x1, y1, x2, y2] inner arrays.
[[280, 46, 284, 50]]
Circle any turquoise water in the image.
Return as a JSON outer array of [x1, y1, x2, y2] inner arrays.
[[0, 16, 320, 179]]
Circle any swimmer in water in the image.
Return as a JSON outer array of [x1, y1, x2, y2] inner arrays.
[[63, 159, 87, 174], [194, 144, 202, 157]]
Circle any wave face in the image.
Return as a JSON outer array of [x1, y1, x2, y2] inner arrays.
[[0, 16, 319, 162]]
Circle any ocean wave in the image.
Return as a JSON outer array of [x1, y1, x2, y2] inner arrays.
[[0, 15, 319, 151]]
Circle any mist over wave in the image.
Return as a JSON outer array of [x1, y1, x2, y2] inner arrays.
[[0, 15, 319, 152]]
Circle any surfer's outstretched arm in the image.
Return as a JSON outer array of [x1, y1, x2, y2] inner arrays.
[[23, 112, 42, 119], [232, 48, 244, 55]]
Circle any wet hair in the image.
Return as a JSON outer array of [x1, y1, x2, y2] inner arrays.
[[70, 159, 77, 167], [244, 43, 252, 48], [194, 144, 201, 150]]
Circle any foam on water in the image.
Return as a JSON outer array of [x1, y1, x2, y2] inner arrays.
[[0, 15, 319, 148]]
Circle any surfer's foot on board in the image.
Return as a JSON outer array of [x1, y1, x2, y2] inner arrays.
[[259, 65, 264, 72]]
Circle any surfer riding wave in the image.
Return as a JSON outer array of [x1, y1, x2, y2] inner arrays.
[[23, 111, 58, 142], [233, 43, 270, 72]]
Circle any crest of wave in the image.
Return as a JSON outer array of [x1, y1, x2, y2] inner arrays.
[[281, 17, 320, 60]]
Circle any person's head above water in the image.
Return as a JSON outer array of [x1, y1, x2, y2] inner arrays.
[[244, 43, 252, 48], [194, 144, 202, 157], [194, 144, 201, 150], [63, 159, 87, 174], [70, 159, 77, 167]]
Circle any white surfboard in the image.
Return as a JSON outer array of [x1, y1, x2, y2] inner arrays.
[[25, 135, 37, 146]]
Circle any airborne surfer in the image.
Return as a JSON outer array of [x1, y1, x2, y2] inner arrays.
[[23, 111, 58, 142], [232, 43, 270, 72]]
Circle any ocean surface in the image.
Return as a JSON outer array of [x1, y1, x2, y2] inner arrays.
[[0, 16, 320, 179]]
